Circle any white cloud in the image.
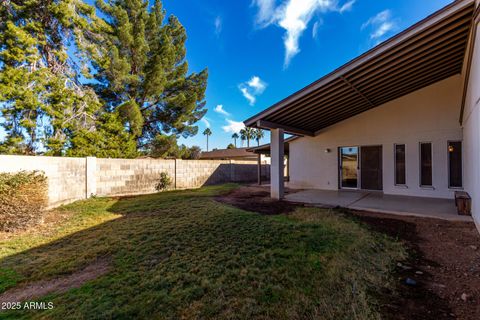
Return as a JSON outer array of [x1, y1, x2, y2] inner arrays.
[[252, 0, 277, 27], [252, 0, 355, 67], [361, 10, 389, 29], [247, 76, 267, 93], [214, 16, 222, 37], [312, 21, 320, 38], [222, 119, 245, 133], [214, 104, 229, 116], [201, 117, 211, 128], [339, 0, 355, 13], [371, 22, 394, 39], [240, 87, 256, 105], [362, 10, 396, 40], [239, 76, 268, 105]]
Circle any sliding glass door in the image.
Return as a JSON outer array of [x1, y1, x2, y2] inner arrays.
[[340, 147, 359, 189]]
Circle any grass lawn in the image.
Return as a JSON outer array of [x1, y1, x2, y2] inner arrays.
[[0, 184, 405, 319]]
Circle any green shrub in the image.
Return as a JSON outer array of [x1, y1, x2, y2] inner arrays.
[[0, 171, 48, 232], [155, 172, 172, 192]]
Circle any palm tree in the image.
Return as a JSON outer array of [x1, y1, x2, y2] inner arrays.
[[231, 133, 239, 148], [240, 131, 246, 147], [240, 127, 254, 147], [203, 128, 212, 151], [254, 129, 264, 146]]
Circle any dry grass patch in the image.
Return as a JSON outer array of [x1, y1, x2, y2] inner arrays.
[[0, 184, 405, 319], [0, 171, 48, 232]]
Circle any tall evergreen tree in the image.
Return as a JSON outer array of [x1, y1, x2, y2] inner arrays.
[[66, 112, 138, 158], [91, 0, 208, 146], [0, 0, 102, 155], [0, 0, 207, 157]]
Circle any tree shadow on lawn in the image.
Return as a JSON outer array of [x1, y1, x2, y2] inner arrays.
[[0, 185, 411, 319]]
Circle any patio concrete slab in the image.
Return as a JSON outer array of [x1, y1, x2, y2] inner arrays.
[[285, 189, 472, 222], [286, 189, 368, 207]]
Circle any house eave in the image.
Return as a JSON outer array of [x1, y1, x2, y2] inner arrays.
[[244, 0, 475, 135]]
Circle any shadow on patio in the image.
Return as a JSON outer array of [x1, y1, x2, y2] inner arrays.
[[285, 189, 472, 222]]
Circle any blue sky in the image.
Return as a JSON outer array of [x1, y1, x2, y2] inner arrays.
[[0, 0, 454, 151], [166, 0, 453, 150]]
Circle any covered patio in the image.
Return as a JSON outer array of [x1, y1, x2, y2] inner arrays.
[[285, 189, 472, 221], [243, 0, 475, 201]]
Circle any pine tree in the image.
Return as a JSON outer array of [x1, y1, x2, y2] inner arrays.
[[91, 0, 208, 146], [66, 112, 138, 158], [147, 133, 201, 159], [1, 0, 207, 158], [0, 0, 102, 155], [148, 134, 179, 158]]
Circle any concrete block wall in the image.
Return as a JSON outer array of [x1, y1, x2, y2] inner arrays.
[[94, 158, 176, 197], [0, 155, 87, 207], [231, 160, 271, 183], [175, 159, 231, 189], [0, 155, 270, 207]]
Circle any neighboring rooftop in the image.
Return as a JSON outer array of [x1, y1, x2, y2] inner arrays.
[[200, 148, 258, 160], [247, 136, 298, 155]]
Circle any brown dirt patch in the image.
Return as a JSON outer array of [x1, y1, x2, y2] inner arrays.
[[0, 257, 111, 306], [215, 184, 301, 215], [0, 209, 73, 241], [218, 186, 480, 320], [348, 210, 480, 320]]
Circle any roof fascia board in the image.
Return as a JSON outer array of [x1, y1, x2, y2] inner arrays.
[[460, 2, 480, 124]]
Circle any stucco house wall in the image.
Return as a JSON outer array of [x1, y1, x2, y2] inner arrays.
[[289, 75, 463, 199], [462, 8, 480, 229]]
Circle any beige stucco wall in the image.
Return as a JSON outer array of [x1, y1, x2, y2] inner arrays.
[[0, 156, 268, 206], [462, 13, 480, 230], [289, 75, 463, 199]]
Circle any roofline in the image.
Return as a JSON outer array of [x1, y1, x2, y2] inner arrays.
[[246, 136, 299, 152], [244, 0, 475, 127], [460, 2, 480, 124]]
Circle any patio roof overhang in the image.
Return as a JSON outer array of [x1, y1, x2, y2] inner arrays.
[[246, 136, 298, 155], [244, 0, 476, 137]]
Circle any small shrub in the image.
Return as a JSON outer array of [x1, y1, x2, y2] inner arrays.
[[0, 171, 48, 232], [155, 172, 172, 192]]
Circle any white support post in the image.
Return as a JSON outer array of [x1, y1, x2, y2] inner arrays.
[[86, 157, 97, 198], [271, 128, 284, 199]]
